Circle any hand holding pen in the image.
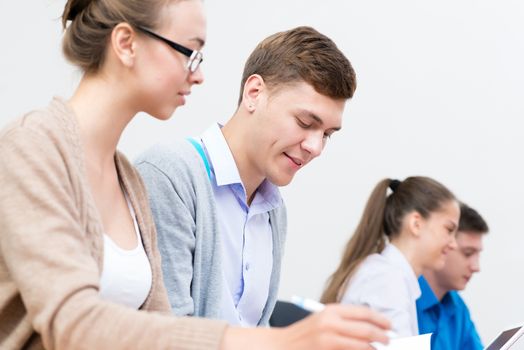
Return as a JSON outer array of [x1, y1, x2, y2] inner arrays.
[[222, 297, 391, 350], [290, 296, 394, 350]]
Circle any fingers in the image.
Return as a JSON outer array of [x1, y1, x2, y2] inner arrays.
[[329, 336, 379, 350], [318, 304, 391, 345], [279, 304, 391, 350], [282, 316, 380, 350], [326, 303, 391, 330], [334, 316, 389, 345]]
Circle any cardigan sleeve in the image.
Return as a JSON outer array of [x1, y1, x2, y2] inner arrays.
[[0, 125, 227, 350], [135, 159, 199, 317]]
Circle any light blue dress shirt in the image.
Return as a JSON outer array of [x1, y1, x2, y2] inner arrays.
[[417, 276, 483, 350], [200, 123, 282, 326]]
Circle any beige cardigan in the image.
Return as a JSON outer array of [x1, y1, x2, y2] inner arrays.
[[0, 98, 227, 350]]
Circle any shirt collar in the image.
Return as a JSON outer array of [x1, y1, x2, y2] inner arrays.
[[417, 276, 460, 316], [251, 178, 283, 211], [200, 123, 283, 210], [201, 123, 242, 186], [382, 243, 421, 300], [417, 275, 440, 311], [441, 290, 460, 316]]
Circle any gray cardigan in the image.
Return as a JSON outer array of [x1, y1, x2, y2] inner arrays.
[[135, 140, 287, 326]]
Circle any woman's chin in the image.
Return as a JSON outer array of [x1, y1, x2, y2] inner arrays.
[[152, 107, 177, 121]]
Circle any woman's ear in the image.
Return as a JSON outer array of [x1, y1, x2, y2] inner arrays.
[[241, 74, 265, 113], [110, 23, 137, 67], [405, 211, 424, 238]]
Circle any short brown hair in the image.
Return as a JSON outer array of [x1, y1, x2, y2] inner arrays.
[[238, 26, 356, 104], [459, 202, 489, 234], [61, 0, 179, 73]]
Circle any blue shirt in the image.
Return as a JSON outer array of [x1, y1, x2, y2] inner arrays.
[[201, 123, 282, 326], [416, 276, 483, 350]]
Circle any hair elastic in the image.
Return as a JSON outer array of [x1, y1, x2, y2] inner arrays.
[[389, 179, 401, 192]]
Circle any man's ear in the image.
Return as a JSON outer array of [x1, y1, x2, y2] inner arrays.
[[110, 22, 137, 67], [241, 74, 265, 112], [406, 211, 424, 238]]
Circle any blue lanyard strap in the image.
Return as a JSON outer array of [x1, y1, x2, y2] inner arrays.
[[187, 137, 211, 180]]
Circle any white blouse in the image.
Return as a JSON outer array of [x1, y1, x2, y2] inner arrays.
[[99, 193, 152, 309], [340, 243, 421, 337]]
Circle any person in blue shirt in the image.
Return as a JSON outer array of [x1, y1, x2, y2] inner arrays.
[[417, 202, 489, 350]]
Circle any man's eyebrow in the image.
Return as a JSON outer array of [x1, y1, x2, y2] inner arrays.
[[462, 246, 481, 252]]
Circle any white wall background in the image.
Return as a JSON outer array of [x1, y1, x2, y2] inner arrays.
[[1, 0, 523, 344]]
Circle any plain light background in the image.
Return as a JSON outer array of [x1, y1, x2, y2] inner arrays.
[[1, 0, 523, 344]]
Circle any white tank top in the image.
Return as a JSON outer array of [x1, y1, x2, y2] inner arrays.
[[99, 191, 152, 309]]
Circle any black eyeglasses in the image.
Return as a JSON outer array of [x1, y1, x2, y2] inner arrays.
[[136, 26, 203, 73]]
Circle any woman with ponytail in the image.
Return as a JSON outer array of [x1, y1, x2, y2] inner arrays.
[[321, 176, 460, 337], [0, 1, 390, 349]]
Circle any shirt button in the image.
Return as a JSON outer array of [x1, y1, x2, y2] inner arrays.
[[245, 263, 250, 271]]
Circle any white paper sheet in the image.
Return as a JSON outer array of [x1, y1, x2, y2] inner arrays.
[[372, 333, 432, 350]]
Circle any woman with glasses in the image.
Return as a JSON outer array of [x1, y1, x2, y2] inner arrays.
[[0, 0, 390, 349]]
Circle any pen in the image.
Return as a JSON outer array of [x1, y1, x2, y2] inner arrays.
[[290, 295, 325, 312], [291, 295, 398, 343]]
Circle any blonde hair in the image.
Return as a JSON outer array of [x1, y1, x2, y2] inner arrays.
[[61, 0, 183, 73]]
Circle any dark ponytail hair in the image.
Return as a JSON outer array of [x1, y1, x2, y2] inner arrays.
[[61, 0, 176, 73], [320, 176, 456, 303]]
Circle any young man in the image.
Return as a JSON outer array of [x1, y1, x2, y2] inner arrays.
[[135, 26, 355, 327], [417, 203, 489, 349]]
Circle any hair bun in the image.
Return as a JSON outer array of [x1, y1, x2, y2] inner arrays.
[[63, 0, 92, 24]]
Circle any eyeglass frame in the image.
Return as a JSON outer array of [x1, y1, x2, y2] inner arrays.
[[136, 26, 203, 73]]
